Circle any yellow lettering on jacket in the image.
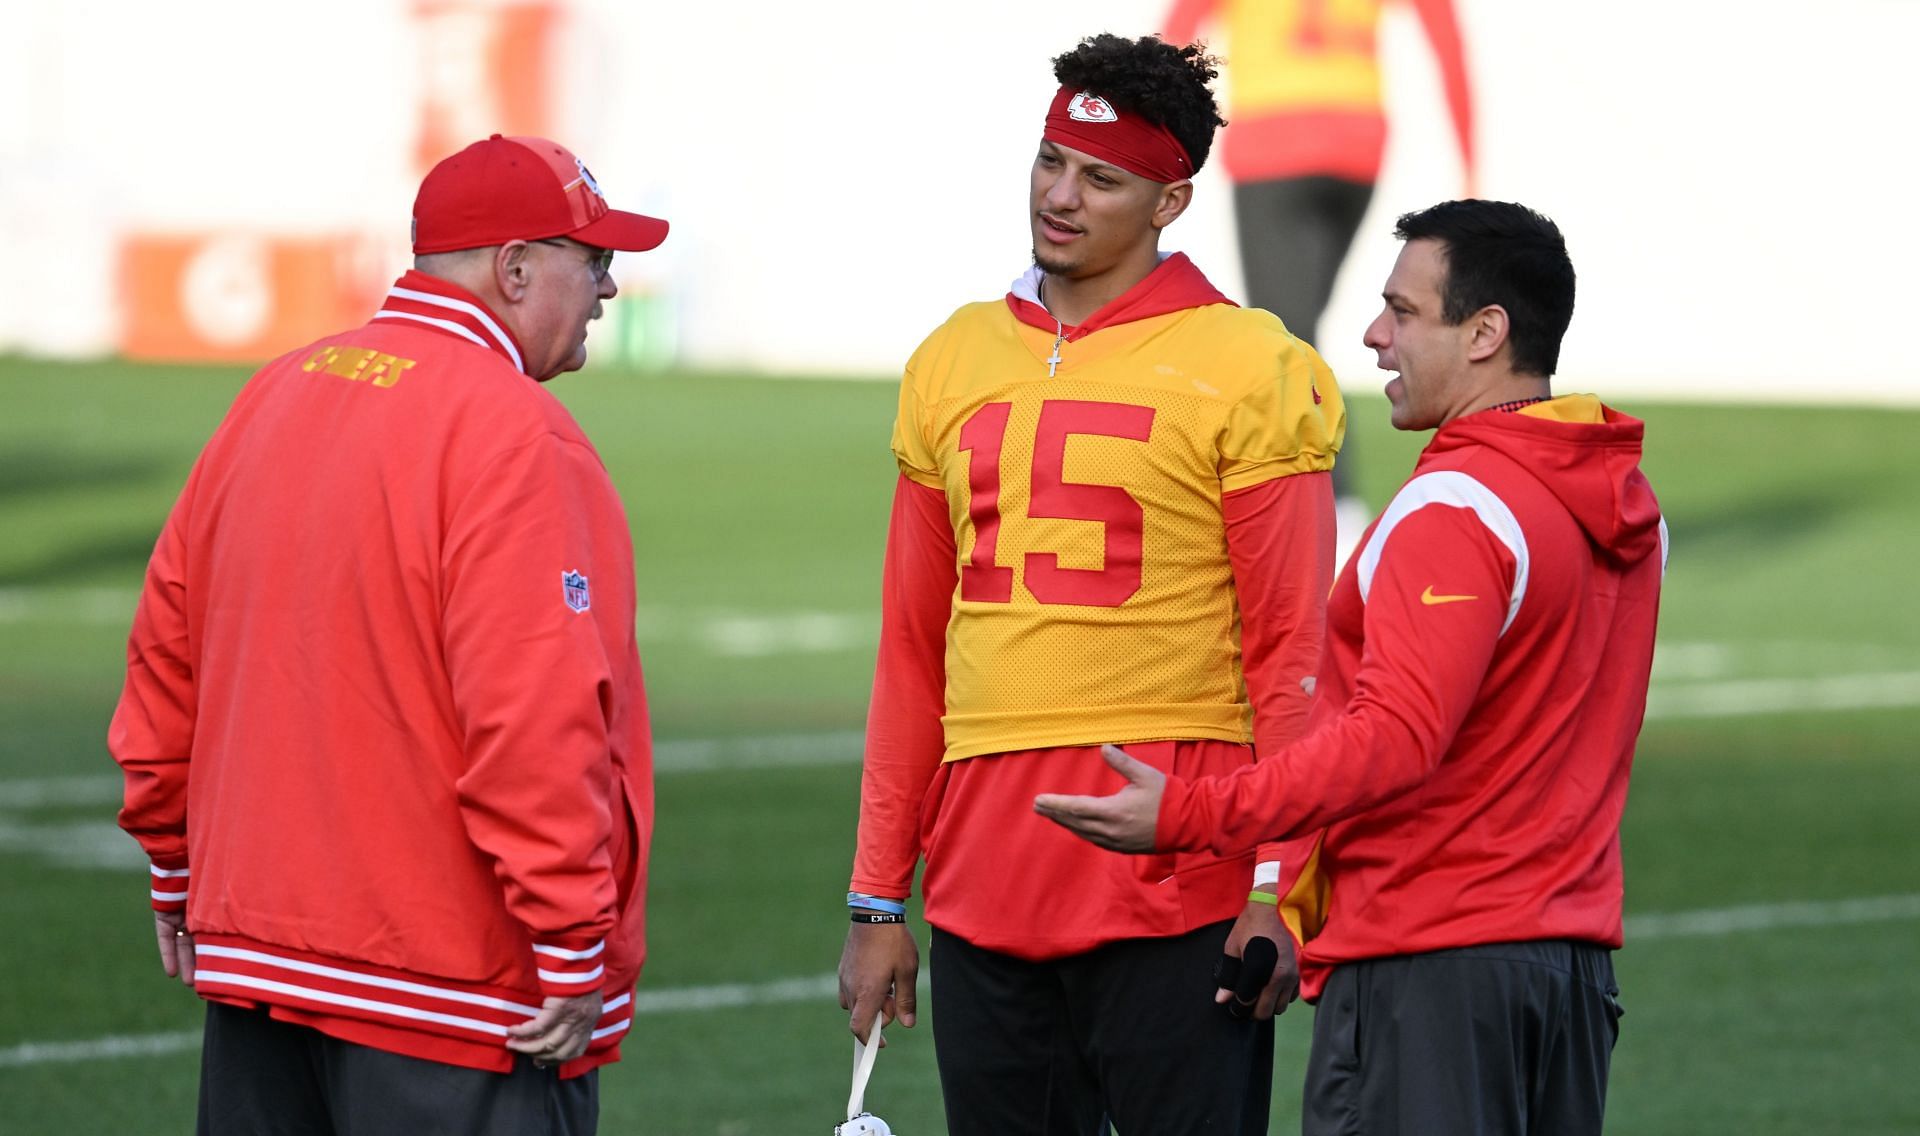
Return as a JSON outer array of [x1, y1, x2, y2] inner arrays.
[[301, 346, 417, 389]]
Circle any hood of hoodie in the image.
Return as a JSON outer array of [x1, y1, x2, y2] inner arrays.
[[1423, 395, 1664, 567], [1005, 252, 1233, 340]]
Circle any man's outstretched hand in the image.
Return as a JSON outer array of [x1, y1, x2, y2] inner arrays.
[[1033, 744, 1165, 853]]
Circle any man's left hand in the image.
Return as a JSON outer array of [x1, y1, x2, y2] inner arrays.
[[1033, 744, 1165, 853], [1216, 899, 1301, 1020], [506, 991, 604, 1068], [154, 910, 195, 987]]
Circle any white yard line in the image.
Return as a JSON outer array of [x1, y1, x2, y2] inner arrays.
[[0, 588, 138, 626], [0, 1029, 203, 1069], [0, 975, 842, 1070], [628, 973, 839, 1014], [5, 895, 1918, 1070], [1643, 671, 1920, 720], [0, 588, 878, 660], [650, 730, 863, 773], [4, 578, 1915, 700], [0, 731, 870, 871], [6, 664, 1917, 816], [0, 731, 867, 813], [3, 667, 1914, 868], [1623, 893, 1920, 939], [0, 775, 122, 811]]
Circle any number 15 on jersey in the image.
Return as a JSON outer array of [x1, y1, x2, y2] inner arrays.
[[957, 399, 1156, 609]]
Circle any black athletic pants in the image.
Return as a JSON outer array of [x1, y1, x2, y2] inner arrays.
[[930, 921, 1274, 1135], [1232, 175, 1375, 499], [1302, 940, 1622, 1136], [197, 1002, 599, 1136]]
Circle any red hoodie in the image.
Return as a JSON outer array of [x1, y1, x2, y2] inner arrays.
[[1156, 396, 1665, 997]]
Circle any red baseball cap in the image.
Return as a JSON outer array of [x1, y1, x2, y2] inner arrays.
[[412, 134, 669, 255]]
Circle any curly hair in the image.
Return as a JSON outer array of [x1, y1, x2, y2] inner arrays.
[[1051, 33, 1226, 175]]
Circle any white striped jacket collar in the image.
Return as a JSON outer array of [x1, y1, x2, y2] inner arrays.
[[371, 270, 528, 375]]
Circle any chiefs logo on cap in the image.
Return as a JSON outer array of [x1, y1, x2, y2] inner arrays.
[[1067, 92, 1119, 124], [566, 156, 606, 202]]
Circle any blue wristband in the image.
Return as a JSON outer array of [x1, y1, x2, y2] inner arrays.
[[847, 892, 907, 916]]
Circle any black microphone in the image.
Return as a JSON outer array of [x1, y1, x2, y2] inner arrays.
[[1226, 936, 1279, 1020]]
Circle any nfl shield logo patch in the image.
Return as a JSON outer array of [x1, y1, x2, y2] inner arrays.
[[561, 570, 591, 613]]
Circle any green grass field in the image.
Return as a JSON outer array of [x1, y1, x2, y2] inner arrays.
[[2, 356, 1917, 1133]]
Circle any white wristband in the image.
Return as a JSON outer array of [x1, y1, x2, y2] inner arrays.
[[1253, 861, 1281, 889]]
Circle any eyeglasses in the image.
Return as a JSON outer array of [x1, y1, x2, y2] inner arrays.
[[533, 239, 615, 283]]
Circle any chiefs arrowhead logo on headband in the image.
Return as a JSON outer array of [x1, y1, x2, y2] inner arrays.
[[1044, 86, 1195, 183], [1067, 92, 1119, 124]]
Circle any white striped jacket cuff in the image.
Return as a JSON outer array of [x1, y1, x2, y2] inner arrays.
[[149, 862, 190, 914], [532, 937, 607, 998]]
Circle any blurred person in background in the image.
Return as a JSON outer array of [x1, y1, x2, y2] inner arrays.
[[838, 32, 1344, 1135], [1038, 199, 1664, 1136], [109, 135, 665, 1136], [1164, 0, 1476, 562]]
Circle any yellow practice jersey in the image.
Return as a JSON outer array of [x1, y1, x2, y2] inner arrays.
[[1165, 0, 1475, 183], [894, 295, 1343, 761], [1222, 0, 1386, 117]]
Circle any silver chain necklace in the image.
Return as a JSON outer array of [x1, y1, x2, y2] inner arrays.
[[1039, 278, 1066, 377]]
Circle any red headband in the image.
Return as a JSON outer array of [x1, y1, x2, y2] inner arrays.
[[1041, 86, 1194, 183]]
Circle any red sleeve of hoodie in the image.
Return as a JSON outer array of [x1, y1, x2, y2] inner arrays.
[[849, 476, 956, 899], [443, 433, 626, 997], [1158, 501, 1510, 855], [109, 464, 203, 912], [1222, 471, 1335, 874]]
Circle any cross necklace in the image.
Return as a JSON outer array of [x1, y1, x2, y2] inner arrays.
[[1040, 278, 1066, 377]]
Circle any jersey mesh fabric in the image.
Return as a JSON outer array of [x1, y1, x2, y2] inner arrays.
[[895, 302, 1340, 760]]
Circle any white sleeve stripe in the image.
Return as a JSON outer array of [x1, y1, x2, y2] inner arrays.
[[589, 1017, 633, 1041], [149, 866, 191, 878], [532, 940, 605, 961], [1658, 517, 1670, 576], [537, 965, 606, 985], [602, 992, 633, 1014], [150, 889, 188, 902], [1358, 470, 1529, 635]]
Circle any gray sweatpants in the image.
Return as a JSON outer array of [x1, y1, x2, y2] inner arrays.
[[1302, 940, 1622, 1136], [196, 1002, 599, 1136]]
